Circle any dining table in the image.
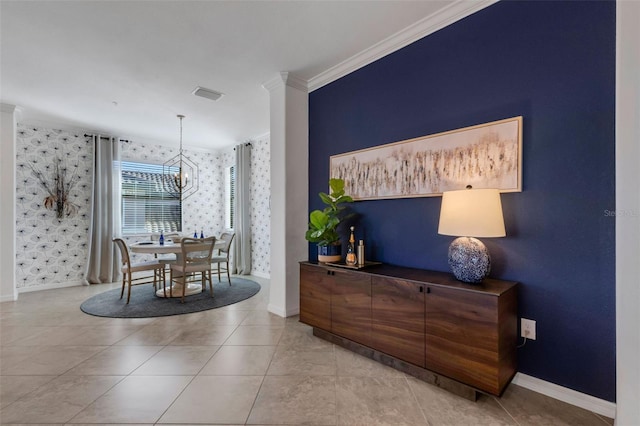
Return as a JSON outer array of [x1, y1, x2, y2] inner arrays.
[[130, 237, 225, 298]]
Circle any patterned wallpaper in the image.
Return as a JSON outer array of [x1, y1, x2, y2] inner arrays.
[[15, 126, 93, 289], [15, 123, 271, 290], [249, 136, 271, 276], [218, 137, 271, 277]]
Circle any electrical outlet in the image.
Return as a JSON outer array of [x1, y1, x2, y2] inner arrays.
[[521, 318, 536, 340]]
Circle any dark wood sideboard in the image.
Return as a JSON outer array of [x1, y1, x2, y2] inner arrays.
[[299, 261, 518, 400]]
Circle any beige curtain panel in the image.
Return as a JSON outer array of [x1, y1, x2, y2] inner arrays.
[[84, 136, 121, 284]]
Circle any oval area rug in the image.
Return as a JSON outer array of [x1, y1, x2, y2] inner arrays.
[[80, 277, 261, 318]]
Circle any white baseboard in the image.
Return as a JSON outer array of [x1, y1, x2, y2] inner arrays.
[[0, 294, 18, 303], [512, 373, 616, 419], [251, 270, 270, 279], [267, 303, 299, 318], [17, 280, 84, 293], [267, 303, 286, 317]]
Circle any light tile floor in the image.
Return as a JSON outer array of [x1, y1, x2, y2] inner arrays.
[[0, 276, 614, 425]]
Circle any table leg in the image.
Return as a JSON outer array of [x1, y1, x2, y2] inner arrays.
[[155, 279, 203, 298]]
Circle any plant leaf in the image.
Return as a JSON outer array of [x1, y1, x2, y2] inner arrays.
[[318, 192, 332, 205], [306, 178, 352, 245], [329, 178, 344, 193], [333, 195, 352, 204], [305, 230, 321, 242], [309, 210, 328, 229]]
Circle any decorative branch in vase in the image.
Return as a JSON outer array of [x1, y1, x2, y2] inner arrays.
[[28, 157, 80, 219]]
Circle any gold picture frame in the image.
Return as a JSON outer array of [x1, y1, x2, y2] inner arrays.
[[330, 116, 523, 200]]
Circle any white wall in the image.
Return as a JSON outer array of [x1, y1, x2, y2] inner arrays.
[[615, 1, 640, 424], [0, 104, 18, 301], [265, 72, 308, 317]]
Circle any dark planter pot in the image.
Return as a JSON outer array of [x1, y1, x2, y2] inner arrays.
[[317, 243, 341, 263]]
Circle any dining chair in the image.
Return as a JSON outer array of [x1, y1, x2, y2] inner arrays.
[[168, 236, 216, 303], [212, 232, 235, 285], [113, 238, 166, 304]]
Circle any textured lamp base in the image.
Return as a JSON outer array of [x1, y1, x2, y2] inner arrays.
[[448, 237, 491, 283]]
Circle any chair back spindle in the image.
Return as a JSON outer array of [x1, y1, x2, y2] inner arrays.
[[113, 238, 165, 304], [168, 236, 217, 303], [212, 232, 235, 285]]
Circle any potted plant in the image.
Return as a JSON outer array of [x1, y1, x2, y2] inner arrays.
[[305, 178, 353, 262]]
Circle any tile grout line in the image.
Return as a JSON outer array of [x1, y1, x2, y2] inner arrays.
[[65, 334, 168, 424], [242, 347, 276, 425], [68, 301, 240, 424], [404, 375, 432, 426], [234, 306, 285, 425], [146, 315, 241, 424], [492, 393, 522, 426], [7, 279, 604, 425]]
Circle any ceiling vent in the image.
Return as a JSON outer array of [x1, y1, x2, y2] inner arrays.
[[192, 86, 224, 101]]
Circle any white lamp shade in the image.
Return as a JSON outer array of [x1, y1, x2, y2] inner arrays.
[[438, 188, 506, 238]]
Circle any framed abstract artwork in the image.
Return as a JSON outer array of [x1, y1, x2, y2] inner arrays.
[[330, 116, 523, 200]]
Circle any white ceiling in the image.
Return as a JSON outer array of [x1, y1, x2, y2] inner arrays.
[[1, 0, 486, 150]]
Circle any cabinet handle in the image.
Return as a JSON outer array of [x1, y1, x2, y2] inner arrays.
[[426, 287, 431, 294], [419, 286, 424, 293]]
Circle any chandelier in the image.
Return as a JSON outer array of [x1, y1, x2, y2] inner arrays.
[[163, 114, 199, 199]]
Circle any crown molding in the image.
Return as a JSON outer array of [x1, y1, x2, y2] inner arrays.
[[284, 73, 309, 92], [16, 117, 101, 136], [252, 131, 271, 143], [15, 117, 223, 153], [262, 73, 285, 92], [308, 0, 498, 92], [1, 103, 20, 114], [262, 72, 309, 93]]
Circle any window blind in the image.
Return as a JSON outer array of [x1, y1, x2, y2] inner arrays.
[[121, 161, 182, 234]]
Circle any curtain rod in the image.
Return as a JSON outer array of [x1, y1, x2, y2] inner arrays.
[[234, 142, 252, 150], [84, 134, 130, 143]]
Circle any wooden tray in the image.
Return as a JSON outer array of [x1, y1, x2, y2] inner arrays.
[[324, 261, 382, 270]]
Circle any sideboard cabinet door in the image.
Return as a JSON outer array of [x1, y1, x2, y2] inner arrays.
[[425, 285, 515, 395], [299, 263, 332, 330], [330, 269, 372, 347], [372, 276, 425, 367], [299, 262, 517, 397]]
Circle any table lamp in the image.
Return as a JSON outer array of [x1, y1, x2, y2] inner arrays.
[[438, 187, 506, 283]]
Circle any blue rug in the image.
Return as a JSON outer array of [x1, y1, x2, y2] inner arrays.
[[80, 277, 261, 318]]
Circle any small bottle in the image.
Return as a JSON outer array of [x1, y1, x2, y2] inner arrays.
[[345, 226, 357, 266], [194, 230, 198, 238], [159, 231, 164, 246], [357, 240, 365, 266], [200, 230, 204, 239]]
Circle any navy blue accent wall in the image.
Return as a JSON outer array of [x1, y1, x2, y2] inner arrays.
[[308, 1, 615, 401]]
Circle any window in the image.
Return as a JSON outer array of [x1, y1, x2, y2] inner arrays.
[[225, 165, 235, 230], [121, 161, 182, 234]]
